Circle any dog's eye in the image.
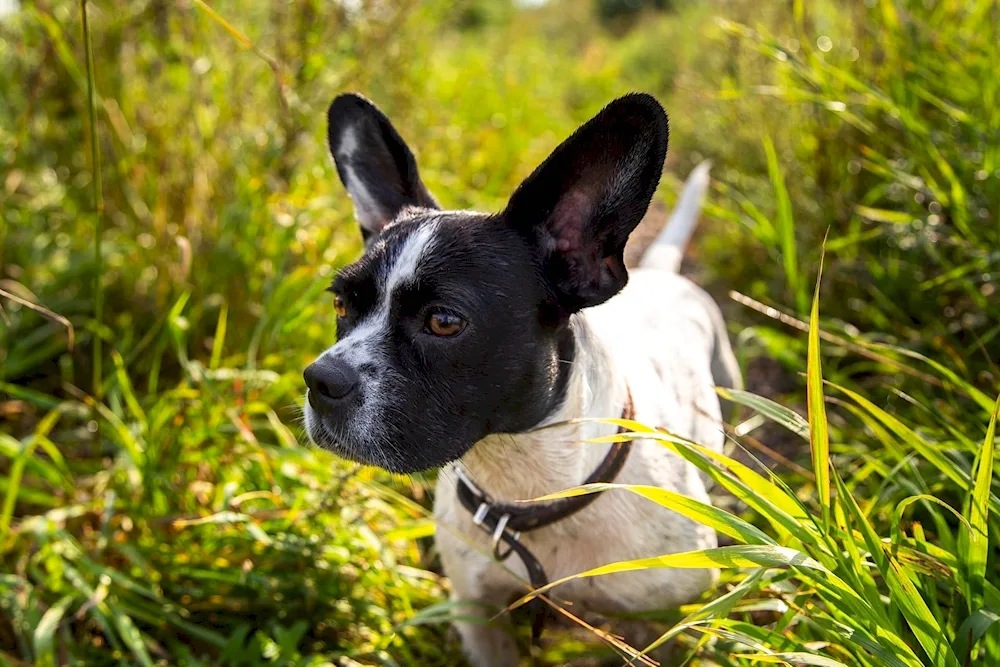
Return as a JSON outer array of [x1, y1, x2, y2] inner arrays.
[[425, 311, 466, 337], [334, 295, 347, 318]]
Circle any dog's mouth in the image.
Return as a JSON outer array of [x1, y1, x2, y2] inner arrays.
[[303, 397, 465, 474], [302, 397, 371, 464]]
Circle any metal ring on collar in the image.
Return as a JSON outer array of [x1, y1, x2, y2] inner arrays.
[[491, 514, 518, 561]]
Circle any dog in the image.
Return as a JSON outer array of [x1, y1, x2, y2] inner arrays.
[[303, 92, 741, 666]]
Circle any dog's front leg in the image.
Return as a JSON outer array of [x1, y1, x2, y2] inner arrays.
[[450, 594, 519, 667]]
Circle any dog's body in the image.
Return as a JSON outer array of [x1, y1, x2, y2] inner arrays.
[[304, 93, 740, 666], [435, 184, 739, 664]]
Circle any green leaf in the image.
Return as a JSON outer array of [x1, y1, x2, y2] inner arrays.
[[833, 495, 892, 627], [529, 482, 775, 546], [830, 382, 978, 500], [892, 495, 970, 553], [508, 545, 827, 611], [834, 470, 961, 667], [807, 245, 831, 528], [385, 520, 437, 541], [33, 595, 74, 667], [959, 394, 1000, 614], [638, 569, 767, 657], [954, 607, 1000, 662], [739, 652, 850, 666], [763, 135, 804, 312], [854, 205, 913, 224], [587, 426, 812, 524], [210, 303, 228, 370], [716, 387, 810, 440]]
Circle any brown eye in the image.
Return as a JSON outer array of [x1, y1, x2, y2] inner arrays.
[[334, 295, 347, 318], [425, 311, 466, 337]]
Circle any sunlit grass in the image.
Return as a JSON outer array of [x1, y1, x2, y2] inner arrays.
[[2, 0, 998, 664]]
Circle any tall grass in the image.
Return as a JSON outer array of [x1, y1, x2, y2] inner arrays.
[[80, 0, 103, 398], [1, 0, 998, 665], [515, 280, 1000, 665]]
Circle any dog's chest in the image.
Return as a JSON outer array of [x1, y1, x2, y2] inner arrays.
[[434, 440, 718, 611]]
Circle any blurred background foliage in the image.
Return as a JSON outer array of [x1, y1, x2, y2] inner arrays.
[[1, 0, 998, 664]]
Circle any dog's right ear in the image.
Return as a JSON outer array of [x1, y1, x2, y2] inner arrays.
[[327, 93, 438, 242]]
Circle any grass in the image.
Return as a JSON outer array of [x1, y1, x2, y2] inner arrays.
[[1, 0, 999, 664]]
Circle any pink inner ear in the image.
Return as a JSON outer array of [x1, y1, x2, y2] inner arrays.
[[549, 189, 593, 253]]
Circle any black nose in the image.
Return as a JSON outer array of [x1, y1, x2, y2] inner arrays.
[[304, 356, 360, 410]]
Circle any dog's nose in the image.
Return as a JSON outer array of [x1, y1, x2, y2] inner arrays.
[[304, 356, 360, 409]]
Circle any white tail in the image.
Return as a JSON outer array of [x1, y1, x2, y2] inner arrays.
[[639, 160, 712, 273]]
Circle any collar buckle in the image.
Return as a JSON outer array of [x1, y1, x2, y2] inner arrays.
[[455, 467, 521, 561], [469, 498, 519, 561]]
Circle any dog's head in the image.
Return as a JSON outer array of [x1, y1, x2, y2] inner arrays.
[[303, 92, 668, 473]]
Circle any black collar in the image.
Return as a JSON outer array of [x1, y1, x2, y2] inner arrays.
[[454, 390, 635, 643]]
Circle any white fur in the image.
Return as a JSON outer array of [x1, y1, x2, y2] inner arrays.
[[433, 164, 736, 667], [337, 124, 386, 234]]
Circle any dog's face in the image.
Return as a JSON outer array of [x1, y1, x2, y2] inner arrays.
[[304, 93, 668, 473]]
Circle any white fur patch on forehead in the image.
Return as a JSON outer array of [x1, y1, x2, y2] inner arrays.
[[325, 220, 439, 371], [384, 221, 438, 294]]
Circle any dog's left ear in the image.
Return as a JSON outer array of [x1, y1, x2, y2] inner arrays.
[[504, 93, 668, 312], [327, 93, 438, 242]]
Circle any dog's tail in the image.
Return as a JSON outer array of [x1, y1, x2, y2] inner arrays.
[[639, 160, 712, 273]]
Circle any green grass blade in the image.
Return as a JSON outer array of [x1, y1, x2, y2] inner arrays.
[[108, 606, 155, 667], [0, 436, 43, 542], [763, 135, 804, 312], [641, 569, 767, 655], [210, 304, 228, 370], [529, 482, 775, 546], [833, 496, 892, 627], [834, 470, 962, 667], [112, 351, 147, 429], [715, 387, 810, 440], [738, 652, 849, 666], [892, 495, 970, 553], [33, 595, 74, 667], [807, 245, 831, 528], [959, 394, 1000, 615], [587, 426, 812, 523], [588, 430, 823, 554], [830, 382, 977, 498], [954, 608, 1000, 662], [508, 545, 828, 612], [81, 0, 104, 399]]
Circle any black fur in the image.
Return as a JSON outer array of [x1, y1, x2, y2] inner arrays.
[[505, 92, 668, 312], [327, 93, 438, 237], [305, 93, 668, 473]]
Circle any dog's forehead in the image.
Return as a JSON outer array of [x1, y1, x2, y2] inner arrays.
[[341, 209, 493, 290]]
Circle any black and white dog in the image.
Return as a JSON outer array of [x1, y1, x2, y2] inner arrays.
[[304, 92, 741, 665]]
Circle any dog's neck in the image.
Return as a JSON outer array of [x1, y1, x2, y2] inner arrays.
[[456, 315, 628, 502]]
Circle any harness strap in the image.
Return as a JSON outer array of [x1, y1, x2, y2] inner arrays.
[[455, 390, 635, 646]]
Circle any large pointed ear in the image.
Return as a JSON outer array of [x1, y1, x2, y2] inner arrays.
[[503, 93, 668, 312], [327, 93, 438, 242]]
